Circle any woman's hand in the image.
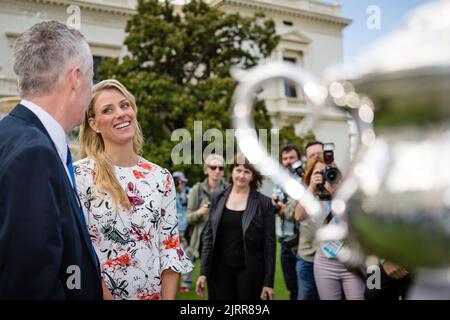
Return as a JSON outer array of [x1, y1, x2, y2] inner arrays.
[[196, 204, 209, 217], [196, 275, 207, 297], [382, 261, 409, 280], [260, 286, 274, 300], [102, 279, 114, 300], [309, 172, 323, 192]]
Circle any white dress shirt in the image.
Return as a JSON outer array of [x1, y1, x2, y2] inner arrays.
[[20, 99, 74, 186]]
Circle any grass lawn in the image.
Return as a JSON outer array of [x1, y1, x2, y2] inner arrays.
[[177, 241, 290, 300]]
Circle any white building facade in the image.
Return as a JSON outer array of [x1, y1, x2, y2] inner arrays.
[[0, 0, 353, 167]]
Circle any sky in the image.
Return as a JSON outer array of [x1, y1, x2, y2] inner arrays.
[[170, 0, 429, 63], [325, 0, 429, 63]]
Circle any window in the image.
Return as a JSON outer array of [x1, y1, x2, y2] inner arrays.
[[283, 57, 297, 98], [282, 20, 293, 26], [93, 56, 104, 84]]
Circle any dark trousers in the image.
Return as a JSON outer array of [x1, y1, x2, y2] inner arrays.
[[208, 264, 261, 300], [365, 263, 413, 300], [279, 238, 298, 300]]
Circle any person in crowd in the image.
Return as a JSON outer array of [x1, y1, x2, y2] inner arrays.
[[74, 79, 192, 300], [196, 154, 276, 300], [172, 171, 192, 293], [291, 141, 324, 300], [294, 154, 325, 300], [365, 259, 412, 300], [185, 154, 228, 287], [0, 21, 103, 299], [272, 144, 301, 300], [296, 155, 365, 300], [305, 141, 324, 161]]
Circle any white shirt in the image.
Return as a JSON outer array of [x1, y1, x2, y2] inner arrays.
[[20, 99, 73, 186]]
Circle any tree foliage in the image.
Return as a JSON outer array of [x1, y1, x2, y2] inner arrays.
[[278, 124, 316, 158], [98, 0, 279, 181]]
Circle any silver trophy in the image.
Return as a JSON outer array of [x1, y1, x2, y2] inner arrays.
[[232, 0, 450, 298]]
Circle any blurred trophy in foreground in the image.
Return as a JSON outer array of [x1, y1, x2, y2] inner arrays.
[[232, 0, 450, 299]]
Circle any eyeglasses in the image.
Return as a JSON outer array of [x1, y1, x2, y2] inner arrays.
[[208, 165, 225, 171]]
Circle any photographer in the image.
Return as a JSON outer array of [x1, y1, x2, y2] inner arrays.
[[297, 150, 365, 300], [272, 144, 302, 300], [305, 141, 324, 162], [292, 141, 325, 300]]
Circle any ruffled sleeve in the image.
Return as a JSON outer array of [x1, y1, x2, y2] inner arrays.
[[73, 158, 94, 223], [159, 169, 193, 274]]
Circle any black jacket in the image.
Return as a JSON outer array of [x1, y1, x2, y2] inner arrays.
[[0, 105, 102, 299], [200, 186, 276, 287]]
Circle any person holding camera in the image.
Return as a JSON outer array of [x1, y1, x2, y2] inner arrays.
[[297, 153, 365, 300], [292, 141, 325, 300], [272, 144, 303, 300]]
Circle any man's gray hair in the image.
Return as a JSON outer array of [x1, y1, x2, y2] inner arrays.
[[13, 20, 91, 98]]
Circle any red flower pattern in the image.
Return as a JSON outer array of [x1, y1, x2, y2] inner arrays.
[[138, 162, 153, 171], [133, 170, 146, 179], [162, 235, 179, 250], [104, 253, 132, 268], [138, 293, 160, 300]]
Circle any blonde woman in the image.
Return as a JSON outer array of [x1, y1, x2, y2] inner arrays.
[[74, 79, 192, 300]]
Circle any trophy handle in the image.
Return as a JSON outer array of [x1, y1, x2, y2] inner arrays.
[[232, 61, 376, 246], [232, 61, 328, 219]]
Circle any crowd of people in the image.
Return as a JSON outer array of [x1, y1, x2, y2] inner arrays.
[[0, 21, 413, 300]]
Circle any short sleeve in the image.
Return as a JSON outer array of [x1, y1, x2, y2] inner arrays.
[[159, 170, 193, 274]]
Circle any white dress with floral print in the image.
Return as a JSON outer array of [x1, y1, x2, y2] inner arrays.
[[74, 157, 193, 300]]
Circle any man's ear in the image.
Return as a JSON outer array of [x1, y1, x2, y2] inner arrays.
[[68, 66, 82, 91]]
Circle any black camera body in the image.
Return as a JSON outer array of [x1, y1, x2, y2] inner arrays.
[[317, 143, 340, 199], [273, 195, 287, 213]]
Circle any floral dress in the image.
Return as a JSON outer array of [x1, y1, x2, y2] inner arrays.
[[74, 157, 193, 300]]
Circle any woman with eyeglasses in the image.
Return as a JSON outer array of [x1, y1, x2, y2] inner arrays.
[[183, 154, 229, 292], [196, 154, 276, 300]]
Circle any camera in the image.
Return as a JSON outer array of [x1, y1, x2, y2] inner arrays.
[[322, 143, 340, 184], [317, 143, 341, 199], [273, 195, 287, 213], [292, 160, 305, 178]]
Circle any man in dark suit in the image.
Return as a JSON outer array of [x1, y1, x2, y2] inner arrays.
[[0, 21, 103, 299]]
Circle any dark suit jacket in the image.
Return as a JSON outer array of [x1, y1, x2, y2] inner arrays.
[[0, 104, 102, 299], [200, 186, 276, 288]]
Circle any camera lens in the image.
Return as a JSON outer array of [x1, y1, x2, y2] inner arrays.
[[324, 167, 339, 184]]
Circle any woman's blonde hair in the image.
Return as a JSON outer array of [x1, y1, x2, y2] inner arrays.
[[79, 79, 144, 210]]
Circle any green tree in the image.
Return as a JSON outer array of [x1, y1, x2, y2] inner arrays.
[[278, 124, 316, 157], [98, 0, 279, 182]]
